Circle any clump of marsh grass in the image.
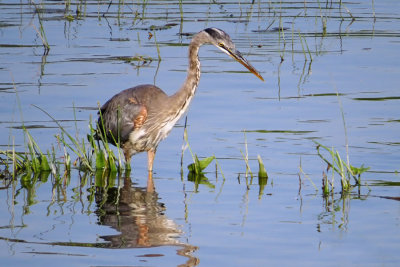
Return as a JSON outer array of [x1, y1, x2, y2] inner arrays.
[[93, 104, 125, 172], [0, 105, 126, 183], [312, 89, 369, 195], [240, 131, 269, 198], [314, 141, 369, 195], [0, 129, 51, 175]]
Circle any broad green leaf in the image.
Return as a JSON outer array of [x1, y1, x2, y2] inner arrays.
[[40, 154, 51, 171], [96, 150, 106, 170], [350, 164, 370, 176], [257, 155, 268, 179], [188, 155, 216, 173], [198, 155, 216, 171], [108, 150, 117, 173]]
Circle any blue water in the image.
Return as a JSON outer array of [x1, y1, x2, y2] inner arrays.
[[1, 1, 399, 266]]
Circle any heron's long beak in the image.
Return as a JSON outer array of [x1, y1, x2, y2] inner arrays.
[[219, 45, 264, 81]]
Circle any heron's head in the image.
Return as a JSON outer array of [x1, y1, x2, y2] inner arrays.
[[203, 28, 264, 81]]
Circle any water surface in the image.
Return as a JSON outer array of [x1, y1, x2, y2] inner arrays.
[[1, 1, 399, 266]]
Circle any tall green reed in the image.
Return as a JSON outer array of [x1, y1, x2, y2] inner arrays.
[[31, 1, 50, 55]]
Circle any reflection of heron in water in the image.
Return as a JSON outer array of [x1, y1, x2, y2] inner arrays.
[[95, 175, 198, 266]]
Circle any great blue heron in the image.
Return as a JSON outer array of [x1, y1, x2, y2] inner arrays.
[[97, 28, 263, 177]]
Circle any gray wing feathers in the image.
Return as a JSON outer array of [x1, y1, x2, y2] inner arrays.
[[97, 85, 168, 145]]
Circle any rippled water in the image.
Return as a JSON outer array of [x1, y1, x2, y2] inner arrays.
[[1, 1, 399, 266]]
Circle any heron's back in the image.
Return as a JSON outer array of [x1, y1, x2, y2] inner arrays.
[[98, 84, 169, 148]]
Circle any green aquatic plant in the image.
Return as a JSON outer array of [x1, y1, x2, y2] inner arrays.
[[257, 155, 268, 179], [314, 141, 370, 194], [317, 0, 328, 37], [0, 129, 50, 175], [239, 131, 269, 198], [298, 157, 318, 192], [257, 155, 268, 199], [180, 121, 218, 192], [187, 155, 216, 175], [180, 117, 225, 192], [92, 105, 124, 172], [320, 88, 368, 193], [179, 0, 184, 22], [31, 1, 50, 55], [0, 103, 127, 180], [298, 31, 313, 62], [153, 31, 162, 62], [240, 131, 254, 181], [34, 105, 95, 172], [182, 122, 216, 175]]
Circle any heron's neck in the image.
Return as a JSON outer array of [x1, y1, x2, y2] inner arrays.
[[169, 34, 203, 118]]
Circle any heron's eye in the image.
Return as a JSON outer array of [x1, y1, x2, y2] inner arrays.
[[218, 43, 224, 47]]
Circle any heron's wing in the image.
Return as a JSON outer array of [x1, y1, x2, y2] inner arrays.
[[98, 94, 147, 144], [97, 84, 168, 145]]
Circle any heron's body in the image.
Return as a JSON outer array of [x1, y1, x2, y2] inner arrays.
[[97, 28, 263, 177]]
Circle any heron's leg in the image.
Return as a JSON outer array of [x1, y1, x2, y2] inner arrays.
[[147, 149, 156, 172], [146, 149, 156, 192], [147, 171, 154, 193], [123, 147, 132, 170]]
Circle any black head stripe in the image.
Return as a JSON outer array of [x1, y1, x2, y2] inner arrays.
[[204, 28, 224, 39]]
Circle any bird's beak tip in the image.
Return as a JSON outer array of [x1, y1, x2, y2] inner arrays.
[[240, 58, 264, 82], [221, 46, 264, 82], [232, 51, 264, 82], [255, 73, 265, 82]]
